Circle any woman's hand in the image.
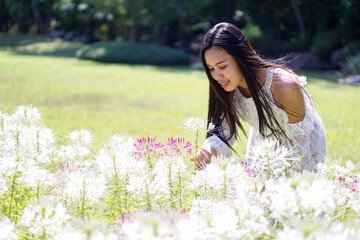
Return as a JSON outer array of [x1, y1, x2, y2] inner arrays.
[[190, 148, 216, 169]]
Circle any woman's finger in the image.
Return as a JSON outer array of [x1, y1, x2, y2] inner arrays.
[[198, 149, 212, 168], [201, 149, 212, 163], [192, 148, 214, 169]]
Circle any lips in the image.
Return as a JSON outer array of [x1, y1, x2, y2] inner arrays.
[[219, 81, 230, 88]]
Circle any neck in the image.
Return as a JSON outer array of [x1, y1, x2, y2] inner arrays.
[[238, 68, 268, 98]]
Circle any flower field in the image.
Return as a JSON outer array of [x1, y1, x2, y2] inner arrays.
[[1, 106, 360, 239]]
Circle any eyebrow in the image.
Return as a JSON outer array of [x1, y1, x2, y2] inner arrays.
[[207, 60, 226, 67]]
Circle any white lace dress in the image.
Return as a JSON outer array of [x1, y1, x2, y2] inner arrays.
[[201, 67, 327, 171]]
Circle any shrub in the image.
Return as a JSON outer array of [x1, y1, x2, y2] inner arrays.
[[251, 35, 293, 57], [341, 54, 360, 75], [310, 29, 342, 61], [76, 41, 192, 66], [340, 41, 360, 61]]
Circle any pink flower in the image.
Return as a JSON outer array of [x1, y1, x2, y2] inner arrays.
[[133, 137, 192, 160], [133, 137, 164, 159], [339, 176, 359, 192], [240, 161, 256, 178]]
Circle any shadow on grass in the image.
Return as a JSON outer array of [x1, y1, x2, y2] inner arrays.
[[298, 70, 339, 84], [75, 58, 201, 74], [0, 34, 84, 58], [1, 34, 343, 80], [0, 34, 200, 73]]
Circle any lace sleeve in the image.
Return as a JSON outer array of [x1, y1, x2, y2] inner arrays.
[[200, 119, 236, 158]]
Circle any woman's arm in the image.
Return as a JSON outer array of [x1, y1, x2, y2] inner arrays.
[[195, 119, 236, 168], [271, 69, 305, 123]]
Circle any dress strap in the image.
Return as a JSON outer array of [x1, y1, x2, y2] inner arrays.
[[263, 67, 274, 91]]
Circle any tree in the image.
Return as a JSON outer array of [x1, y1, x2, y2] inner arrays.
[[290, 0, 306, 38]]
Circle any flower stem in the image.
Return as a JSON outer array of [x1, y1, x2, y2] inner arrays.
[[178, 172, 182, 208], [81, 179, 86, 220], [36, 130, 40, 153], [8, 173, 18, 220], [146, 145, 153, 170], [194, 130, 199, 172], [112, 155, 123, 214], [124, 173, 129, 210], [146, 179, 152, 211], [8, 156, 20, 220], [223, 172, 227, 199]]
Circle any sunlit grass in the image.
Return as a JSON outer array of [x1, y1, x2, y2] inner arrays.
[[0, 34, 359, 163], [0, 50, 209, 147], [301, 71, 360, 163]]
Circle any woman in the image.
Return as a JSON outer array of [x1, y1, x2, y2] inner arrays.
[[196, 22, 326, 172]]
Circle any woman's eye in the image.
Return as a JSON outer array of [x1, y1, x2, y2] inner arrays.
[[219, 66, 227, 69], [208, 68, 214, 71]]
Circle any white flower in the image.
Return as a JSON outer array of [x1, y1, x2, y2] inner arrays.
[[276, 226, 304, 240], [346, 161, 355, 170], [53, 220, 118, 240], [207, 122, 215, 132], [36, 126, 56, 164], [154, 155, 188, 183], [18, 165, 55, 189], [95, 134, 141, 181], [0, 177, 8, 195], [63, 170, 107, 205], [176, 218, 197, 240], [58, 144, 91, 161], [69, 129, 92, 147], [13, 105, 42, 125], [190, 163, 224, 197], [189, 197, 217, 217], [188, 197, 269, 239], [0, 217, 18, 240], [325, 158, 354, 178], [248, 138, 300, 178], [119, 210, 187, 240], [297, 178, 336, 214], [57, 130, 93, 161], [190, 156, 253, 198], [266, 177, 298, 220], [183, 117, 206, 132], [210, 202, 239, 235], [127, 172, 169, 202], [18, 199, 69, 238]]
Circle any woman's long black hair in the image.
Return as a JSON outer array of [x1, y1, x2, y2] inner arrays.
[[201, 22, 294, 148]]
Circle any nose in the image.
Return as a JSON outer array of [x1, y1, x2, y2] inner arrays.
[[213, 69, 223, 81]]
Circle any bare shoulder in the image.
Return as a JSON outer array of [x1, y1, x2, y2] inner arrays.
[[270, 68, 305, 123]]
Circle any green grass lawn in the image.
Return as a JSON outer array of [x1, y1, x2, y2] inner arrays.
[[0, 34, 359, 163]]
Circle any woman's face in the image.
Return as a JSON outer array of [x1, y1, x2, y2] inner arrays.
[[204, 46, 246, 92]]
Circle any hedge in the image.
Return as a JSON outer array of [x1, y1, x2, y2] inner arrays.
[[76, 41, 191, 66]]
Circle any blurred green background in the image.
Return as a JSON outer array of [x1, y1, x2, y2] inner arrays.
[[1, 0, 360, 68], [0, 1, 359, 162]]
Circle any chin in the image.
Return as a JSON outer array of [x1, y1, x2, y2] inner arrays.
[[224, 85, 236, 92]]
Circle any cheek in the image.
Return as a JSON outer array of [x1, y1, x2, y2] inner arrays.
[[232, 69, 243, 82]]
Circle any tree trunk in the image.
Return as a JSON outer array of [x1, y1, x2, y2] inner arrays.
[[13, 0, 21, 30], [44, 0, 52, 33], [0, 0, 7, 32], [24, 1, 31, 33], [176, 1, 185, 45], [107, 3, 116, 40], [32, 0, 43, 34], [290, 0, 306, 37], [108, 19, 116, 40], [128, 0, 137, 41]]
